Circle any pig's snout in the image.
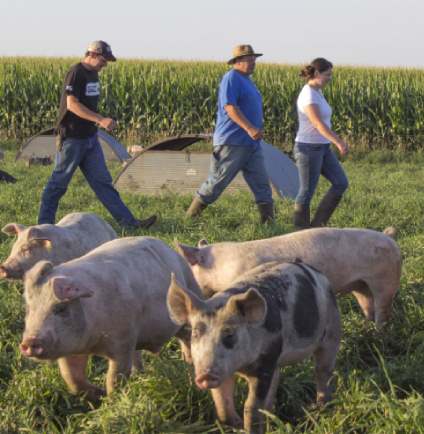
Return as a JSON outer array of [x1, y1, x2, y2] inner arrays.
[[195, 373, 222, 389], [21, 337, 45, 357], [0, 265, 9, 278]]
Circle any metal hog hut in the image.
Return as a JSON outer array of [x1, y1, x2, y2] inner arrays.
[[15, 127, 130, 163], [113, 134, 299, 199]]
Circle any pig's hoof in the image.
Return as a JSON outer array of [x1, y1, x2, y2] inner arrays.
[[221, 416, 244, 429], [84, 387, 106, 402], [316, 397, 336, 411]]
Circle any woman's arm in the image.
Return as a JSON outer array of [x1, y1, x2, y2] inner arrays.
[[305, 104, 350, 155]]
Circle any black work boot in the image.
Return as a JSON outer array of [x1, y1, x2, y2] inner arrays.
[[310, 191, 342, 228], [186, 198, 208, 218], [293, 204, 310, 230], [134, 214, 157, 229], [257, 202, 275, 224]]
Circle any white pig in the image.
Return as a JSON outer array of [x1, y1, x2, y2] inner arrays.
[[20, 236, 203, 400], [168, 261, 342, 434], [127, 145, 143, 155], [1, 212, 117, 280], [175, 227, 402, 326]]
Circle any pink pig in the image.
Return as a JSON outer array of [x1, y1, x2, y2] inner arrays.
[[176, 227, 402, 326]]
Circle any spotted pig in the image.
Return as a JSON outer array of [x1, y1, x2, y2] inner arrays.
[[168, 261, 341, 434]]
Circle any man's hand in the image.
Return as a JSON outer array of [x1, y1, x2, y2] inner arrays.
[[99, 118, 118, 131], [246, 125, 263, 141], [224, 105, 263, 141]]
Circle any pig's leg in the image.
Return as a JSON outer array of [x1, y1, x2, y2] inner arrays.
[[313, 327, 341, 408], [244, 371, 276, 434], [132, 350, 144, 372], [58, 355, 105, 401], [210, 374, 243, 429], [349, 281, 376, 322], [263, 368, 280, 412], [105, 351, 133, 394], [373, 291, 395, 327], [175, 325, 192, 363]]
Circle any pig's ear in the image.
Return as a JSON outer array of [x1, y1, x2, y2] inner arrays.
[[25, 261, 54, 284], [226, 289, 267, 325], [175, 243, 205, 266], [2, 223, 27, 236], [27, 227, 52, 248], [52, 277, 94, 301], [168, 273, 202, 324], [197, 239, 209, 248]]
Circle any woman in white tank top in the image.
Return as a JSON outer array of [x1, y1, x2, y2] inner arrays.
[[293, 58, 350, 230]]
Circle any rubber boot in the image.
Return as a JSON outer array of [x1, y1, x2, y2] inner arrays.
[[186, 198, 208, 218], [257, 202, 275, 224], [310, 191, 342, 228], [293, 204, 310, 230]]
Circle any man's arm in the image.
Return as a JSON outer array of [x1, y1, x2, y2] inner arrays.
[[67, 95, 117, 131], [224, 104, 263, 141]]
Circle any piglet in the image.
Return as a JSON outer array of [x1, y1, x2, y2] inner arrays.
[[1, 212, 117, 280], [21, 236, 203, 400], [168, 261, 341, 434], [176, 227, 402, 326]]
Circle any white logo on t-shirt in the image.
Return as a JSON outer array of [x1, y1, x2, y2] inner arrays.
[[86, 82, 100, 96]]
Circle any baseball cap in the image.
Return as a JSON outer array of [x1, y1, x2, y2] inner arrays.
[[87, 40, 117, 62]]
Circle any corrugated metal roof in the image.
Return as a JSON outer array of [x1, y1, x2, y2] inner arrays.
[[114, 150, 261, 196], [113, 134, 300, 199], [15, 127, 130, 163]]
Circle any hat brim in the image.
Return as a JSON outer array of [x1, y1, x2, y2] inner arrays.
[[227, 53, 262, 65], [103, 53, 117, 62]]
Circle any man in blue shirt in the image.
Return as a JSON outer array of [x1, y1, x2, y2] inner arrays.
[[186, 45, 274, 223]]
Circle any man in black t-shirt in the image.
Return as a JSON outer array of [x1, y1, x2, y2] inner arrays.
[[38, 40, 157, 229]]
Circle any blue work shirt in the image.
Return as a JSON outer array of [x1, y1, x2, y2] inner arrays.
[[213, 69, 263, 147]]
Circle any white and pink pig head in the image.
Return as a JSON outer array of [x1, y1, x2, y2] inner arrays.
[[0, 224, 53, 279], [21, 261, 93, 361], [174, 239, 224, 297], [167, 274, 267, 390]]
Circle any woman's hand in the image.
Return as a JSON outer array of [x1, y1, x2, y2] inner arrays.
[[337, 142, 351, 155]]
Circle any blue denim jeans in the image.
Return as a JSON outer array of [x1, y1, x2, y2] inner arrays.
[[196, 145, 273, 204], [38, 134, 137, 226], [293, 142, 348, 205]]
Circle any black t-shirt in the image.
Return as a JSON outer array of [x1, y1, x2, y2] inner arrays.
[[57, 63, 99, 138]]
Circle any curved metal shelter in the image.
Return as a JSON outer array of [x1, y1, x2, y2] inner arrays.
[[15, 127, 130, 163], [113, 135, 299, 199]]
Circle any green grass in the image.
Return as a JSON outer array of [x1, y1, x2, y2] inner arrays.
[[1, 144, 424, 433]]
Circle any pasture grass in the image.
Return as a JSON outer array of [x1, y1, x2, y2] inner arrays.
[[0, 144, 424, 433]]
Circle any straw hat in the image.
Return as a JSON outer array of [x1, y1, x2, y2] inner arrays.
[[227, 45, 263, 65]]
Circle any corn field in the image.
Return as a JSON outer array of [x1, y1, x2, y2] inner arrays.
[[1, 57, 424, 150]]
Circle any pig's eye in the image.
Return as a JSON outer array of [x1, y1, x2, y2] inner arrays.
[[222, 329, 237, 349], [21, 246, 33, 256], [53, 303, 68, 315]]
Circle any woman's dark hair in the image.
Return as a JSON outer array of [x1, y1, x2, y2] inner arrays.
[[299, 58, 333, 79]]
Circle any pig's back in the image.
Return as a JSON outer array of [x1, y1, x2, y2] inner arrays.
[[210, 228, 401, 291]]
